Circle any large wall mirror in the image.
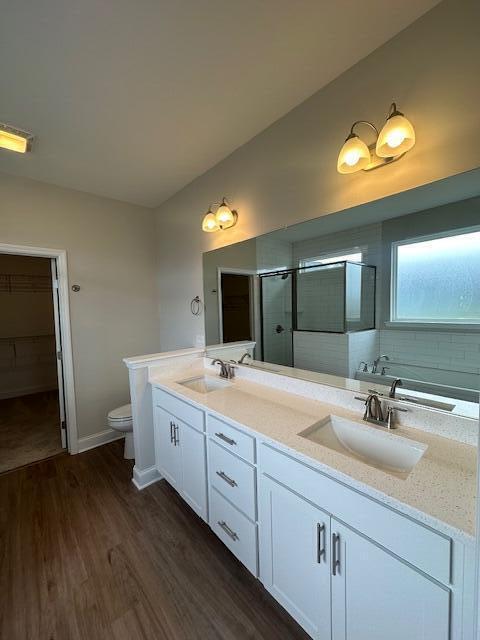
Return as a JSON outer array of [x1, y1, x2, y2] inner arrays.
[[203, 170, 480, 420]]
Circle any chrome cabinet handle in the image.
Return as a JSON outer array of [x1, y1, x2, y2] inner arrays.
[[214, 432, 236, 446], [317, 523, 326, 563], [169, 421, 175, 444], [174, 424, 179, 446], [216, 470, 237, 487], [217, 520, 239, 541], [332, 533, 340, 576]]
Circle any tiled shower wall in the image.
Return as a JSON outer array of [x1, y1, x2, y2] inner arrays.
[[378, 329, 480, 389], [294, 330, 379, 378]]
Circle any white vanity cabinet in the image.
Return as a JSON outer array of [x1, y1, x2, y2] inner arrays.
[[207, 415, 259, 576], [259, 476, 332, 639], [330, 520, 450, 640], [153, 391, 207, 522], [150, 385, 473, 640], [258, 443, 468, 640], [154, 406, 182, 491], [260, 474, 450, 640]]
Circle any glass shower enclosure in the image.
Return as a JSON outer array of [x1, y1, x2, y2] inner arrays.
[[260, 261, 376, 366], [260, 271, 294, 367]]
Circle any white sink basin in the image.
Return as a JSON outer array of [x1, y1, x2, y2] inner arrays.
[[299, 415, 427, 477], [177, 375, 231, 394]]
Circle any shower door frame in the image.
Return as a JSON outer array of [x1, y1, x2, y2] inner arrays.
[[0, 242, 78, 454], [259, 269, 296, 365]]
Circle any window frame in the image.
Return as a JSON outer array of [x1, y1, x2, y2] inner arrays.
[[298, 248, 364, 271], [390, 225, 480, 326]]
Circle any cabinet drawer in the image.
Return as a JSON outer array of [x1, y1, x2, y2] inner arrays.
[[210, 488, 258, 576], [209, 440, 256, 521], [207, 415, 255, 463], [152, 387, 204, 432], [259, 443, 451, 585]]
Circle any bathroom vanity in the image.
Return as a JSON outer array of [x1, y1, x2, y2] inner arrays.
[[129, 351, 478, 640]]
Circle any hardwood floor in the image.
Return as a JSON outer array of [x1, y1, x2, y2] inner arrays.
[[0, 441, 309, 640], [0, 390, 63, 474]]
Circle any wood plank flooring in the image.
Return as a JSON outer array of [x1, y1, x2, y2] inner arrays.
[[0, 441, 309, 640], [0, 390, 63, 473]]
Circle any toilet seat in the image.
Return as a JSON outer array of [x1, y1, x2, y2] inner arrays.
[[108, 404, 132, 421], [108, 404, 134, 459]]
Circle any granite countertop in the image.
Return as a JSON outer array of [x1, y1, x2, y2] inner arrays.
[[149, 366, 477, 543]]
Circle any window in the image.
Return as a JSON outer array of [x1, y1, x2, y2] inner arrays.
[[391, 228, 480, 324], [299, 251, 362, 270]]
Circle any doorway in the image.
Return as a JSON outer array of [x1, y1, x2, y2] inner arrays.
[[220, 273, 254, 343], [0, 252, 70, 472]]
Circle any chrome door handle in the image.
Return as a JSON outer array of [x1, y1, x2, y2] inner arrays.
[[317, 523, 326, 563], [332, 533, 340, 576], [216, 470, 237, 487], [217, 520, 239, 541], [215, 432, 236, 446], [169, 421, 175, 444]]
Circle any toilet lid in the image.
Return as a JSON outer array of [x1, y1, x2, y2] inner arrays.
[[108, 404, 132, 420]]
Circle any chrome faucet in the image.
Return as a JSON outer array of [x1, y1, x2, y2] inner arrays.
[[355, 392, 406, 429], [389, 378, 403, 399], [372, 354, 389, 374], [239, 352, 252, 364], [364, 393, 384, 422], [211, 358, 236, 379]]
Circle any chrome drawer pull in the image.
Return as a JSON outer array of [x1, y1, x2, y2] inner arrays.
[[173, 424, 179, 446], [215, 432, 236, 446], [169, 421, 175, 444], [216, 470, 237, 487], [317, 523, 326, 563], [332, 533, 340, 576], [218, 520, 239, 541]]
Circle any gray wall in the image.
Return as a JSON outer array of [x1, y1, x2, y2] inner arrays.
[[0, 173, 160, 439], [155, 0, 480, 350], [203, 238, 257, 345]]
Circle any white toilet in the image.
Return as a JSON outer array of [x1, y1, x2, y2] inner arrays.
[[108, 403, 134, 459]]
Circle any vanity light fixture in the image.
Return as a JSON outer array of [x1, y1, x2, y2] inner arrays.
[[201, 198, 238, 233], [201, 207, 219, 233], [0, 123, 34, 153], [337, 103, 415, 174], [376, 103, 416, 158], [215, 197, 238, 230]]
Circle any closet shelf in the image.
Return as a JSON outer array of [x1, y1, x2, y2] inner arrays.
[[0, 274, 52, 293]]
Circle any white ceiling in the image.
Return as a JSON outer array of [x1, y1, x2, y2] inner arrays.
[[0, 0, 440, 208]]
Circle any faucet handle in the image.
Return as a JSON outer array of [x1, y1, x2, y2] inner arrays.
[[225, 362, 237, 379]]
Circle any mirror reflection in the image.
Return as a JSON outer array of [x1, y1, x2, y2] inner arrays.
[[203, 179, 480, 419]]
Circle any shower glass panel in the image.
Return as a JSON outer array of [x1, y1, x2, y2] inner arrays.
[[296, 262, 375, 333], [261, 272, 293, 366], [297, 263, 345, 332], [345, 262, 376, 332]]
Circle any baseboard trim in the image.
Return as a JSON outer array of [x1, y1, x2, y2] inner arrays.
[[78, 428, 124, 453], [132, 464, 162, 490]]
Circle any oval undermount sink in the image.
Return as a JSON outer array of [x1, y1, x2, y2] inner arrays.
[[299, 415, 427, 477], [177, 375, 231, 394]]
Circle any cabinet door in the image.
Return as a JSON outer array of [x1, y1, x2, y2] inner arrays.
[[331, 520, 450, 640], [178, 420, 207, 521], [154, 406, 182, 491], [259, 476, 331, 640]]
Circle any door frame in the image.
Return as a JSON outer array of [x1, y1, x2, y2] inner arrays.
[[216, 267, 258, 344], [0, 242, 78, 453]]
